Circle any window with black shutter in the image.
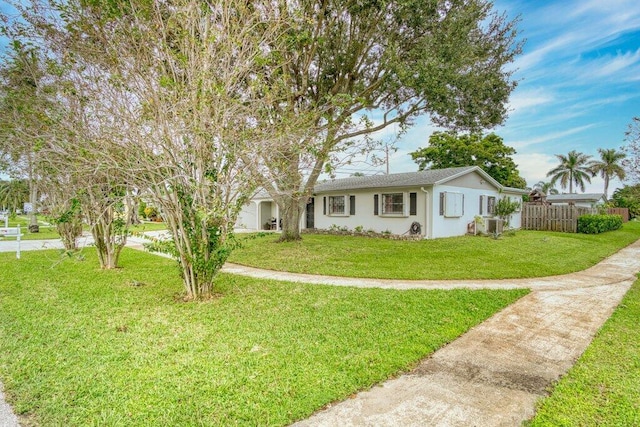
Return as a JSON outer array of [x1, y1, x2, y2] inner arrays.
[[409, 192, 417, 215]]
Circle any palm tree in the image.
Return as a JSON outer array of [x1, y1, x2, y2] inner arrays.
[[547, 150, 592, 193], [533, 180, 559, 195], [588, 148, 626, 200], [0, 179, 29, 212]]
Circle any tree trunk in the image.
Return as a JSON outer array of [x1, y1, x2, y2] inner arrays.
[[603, 175, 609, 200], [90, 207, 126, 269], [276, 196, 307, 242], [56, 221, 82, 251], [28, 161, 39, 233]]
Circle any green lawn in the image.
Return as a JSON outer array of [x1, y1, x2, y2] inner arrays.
[[229, 222, 640, 279], [0, 249, 526, 426], [527, 276, 640, 426], [0, 218, 167, 241], [2, 215, 60, 240]]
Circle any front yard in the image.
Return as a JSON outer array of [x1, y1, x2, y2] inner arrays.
[[1, 223, 638, 425], [229, 222, 640, 279], [0, 249, 525, 426]]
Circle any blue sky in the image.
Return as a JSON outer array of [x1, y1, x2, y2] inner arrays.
[[2, 0, 639, 193], [364, 0, 640, 194]]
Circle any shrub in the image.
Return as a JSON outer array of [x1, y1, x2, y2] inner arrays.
[[138, 200, 147, 219], [611, 184, 640, 219], [578, 214, 623, 234], [144, 206, 158, 220]]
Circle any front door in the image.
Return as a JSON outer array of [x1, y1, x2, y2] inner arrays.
[[306, 198, 315, 229]]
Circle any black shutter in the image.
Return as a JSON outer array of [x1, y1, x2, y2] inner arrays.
[[323, 197, 326, 215], [374, 194, 379, 215], [479, 196, 483, 215], [350, 195, 356, 215], [439, 192, 445, 216], [409, 192, 417, 215]]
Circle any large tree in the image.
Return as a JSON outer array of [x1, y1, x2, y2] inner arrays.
[[588, 148, 626, 200], [547, 150, 592, 194], [0, 178, 29, 212], [0, 43, 53, 232], [8, 0, 292, 298], [622, 116, 640, 183], [247, 0, 522, 241], [410, 131, 527, 188]]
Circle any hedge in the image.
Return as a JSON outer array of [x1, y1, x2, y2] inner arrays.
[[577, 214, 623, 234]]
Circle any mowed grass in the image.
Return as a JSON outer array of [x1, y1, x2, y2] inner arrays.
[[229, 222, 640, 279], [0, 218, 167, 241], [527, 276, 640, 426], [0, 249, 526, 426], [2, 215, 59, 240]]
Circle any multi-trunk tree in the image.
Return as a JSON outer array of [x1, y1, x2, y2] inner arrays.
[[8, 0, 294, 298]]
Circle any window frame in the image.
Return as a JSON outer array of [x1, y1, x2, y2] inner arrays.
[[380, 192, 409, 217], [487, 196, 496, 216], [327, 195, 347, 216]]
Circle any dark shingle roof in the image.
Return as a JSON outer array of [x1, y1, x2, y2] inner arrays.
[[314, 166, 479, 193]]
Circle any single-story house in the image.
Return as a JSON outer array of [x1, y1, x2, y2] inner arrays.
[[236, 166, 527, 239], [545, 193, 606, 208]]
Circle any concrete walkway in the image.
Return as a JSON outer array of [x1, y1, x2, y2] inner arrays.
[[1, 237, 639, 426]]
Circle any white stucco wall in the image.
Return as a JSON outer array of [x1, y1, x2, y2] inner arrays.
[[239, 169, 525, 237], [312, 180, 523, 238], [429, 183, 506, 238], [313, 187, 428, 236], [235, 199, 280, 231]]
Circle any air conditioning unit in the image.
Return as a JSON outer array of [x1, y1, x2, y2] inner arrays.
[[486, 218, 504, 234]]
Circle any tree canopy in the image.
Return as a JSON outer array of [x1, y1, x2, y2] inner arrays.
[[588, 148, 626, 200], [611, 184, 640, 219], [547, 150, 592, 194], [410, 131, 527, 188]]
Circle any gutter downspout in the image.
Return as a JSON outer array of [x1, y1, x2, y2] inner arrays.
[[420, 187, 430, 239]]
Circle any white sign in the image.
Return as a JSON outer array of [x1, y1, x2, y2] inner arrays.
[[23, 203, 33, 213]]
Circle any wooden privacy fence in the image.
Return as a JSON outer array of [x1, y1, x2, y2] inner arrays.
[[522, 204, 597, 232], [606, 207, 629, 222]]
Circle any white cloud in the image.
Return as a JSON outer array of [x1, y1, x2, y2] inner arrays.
[[575, 48, 640, 82], [507, 88, 555, 115], [510, 124, 597, 150]]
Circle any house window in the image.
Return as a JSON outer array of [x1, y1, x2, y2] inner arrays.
[[480, 195, 496, 216], [328, 195, 346, 215], [487, 196, 496, 215], [382, 193, 404, 215], [441, 192, 464, 217]]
